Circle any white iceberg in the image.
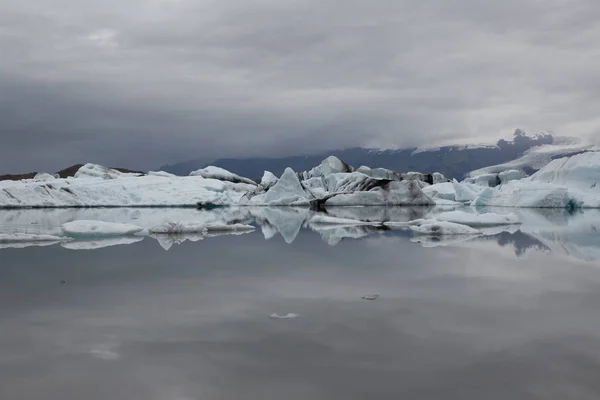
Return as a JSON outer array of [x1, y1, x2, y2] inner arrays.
[[189, 166, 257, 185], [299, 155, 353, 180], [33, 173, 58, 181], [471, 152, 600, 209], [61, 220, 145, 238], [147, 171, 177, 177], [245, 168, 311, 206], [260, 171, 279, 187], [74, 163, 141, 180], [0, 166, 253, 208]]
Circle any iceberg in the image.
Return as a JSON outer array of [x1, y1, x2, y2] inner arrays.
[[61, 220, 145, 238], [299, 155, 353, 180], [260, 171, 279, 187], [471, 152, 600, 209], [189, 166, 257, 186], [33, 173, 58, 181], [323, 180, 434, 206], [244, 168, 311, 206], [74, 163, 141, 180], [0, 165, 254, 208]]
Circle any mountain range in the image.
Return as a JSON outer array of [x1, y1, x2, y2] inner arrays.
[[160, 129, 555, 179]]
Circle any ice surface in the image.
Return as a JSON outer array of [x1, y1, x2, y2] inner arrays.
[[529, 152, 600, 191], [0, 172, 253, 208], [61, 220, 145, 238], [422, 182, 458, 202], [324, 180, 434, 206], [189, 166, 257, 185], [300, 156, 353, 180], [436, 210, 521, 226], [469, 140, 594, 176], [147, 171, 177, 177], [452, 179, 479, 203], [260, 171, 279, 187], [74, 163, 141, 180], [33, 173, 58, 181]]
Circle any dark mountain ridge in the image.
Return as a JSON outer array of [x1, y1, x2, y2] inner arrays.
[[161, 130, 554, 179]]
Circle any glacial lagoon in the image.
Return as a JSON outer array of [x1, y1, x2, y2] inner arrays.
[[1, 206, 600, 399]]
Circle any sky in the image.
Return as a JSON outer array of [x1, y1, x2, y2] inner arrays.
[[1, 0, 600, 172]]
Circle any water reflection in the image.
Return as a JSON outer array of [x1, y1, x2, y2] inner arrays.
[[1, 206, 599, 261]]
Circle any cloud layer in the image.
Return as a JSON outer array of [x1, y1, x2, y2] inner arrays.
[[1, 0, 599, 171]]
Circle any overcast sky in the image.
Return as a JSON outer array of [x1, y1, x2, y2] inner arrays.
[[1, 0, 599, 172]]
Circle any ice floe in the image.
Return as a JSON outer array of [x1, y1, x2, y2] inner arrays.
[[189, 166, 257, 185], [269, 313, 300, 319]]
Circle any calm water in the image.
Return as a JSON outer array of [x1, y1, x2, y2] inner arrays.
[[1, 207, 600, 399]]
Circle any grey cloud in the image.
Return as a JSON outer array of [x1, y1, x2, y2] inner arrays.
[[1, 0, 599, 172]]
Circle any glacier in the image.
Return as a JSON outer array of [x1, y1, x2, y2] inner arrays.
[[2, 150, 598, 210]]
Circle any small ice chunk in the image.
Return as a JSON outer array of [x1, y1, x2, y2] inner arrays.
[[362, 294, 380, 300], [269, 313, 299, 319]]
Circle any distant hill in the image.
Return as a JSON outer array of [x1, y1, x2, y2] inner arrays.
[[0, 164, 144, 182], [160, 130, 555, 179]]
